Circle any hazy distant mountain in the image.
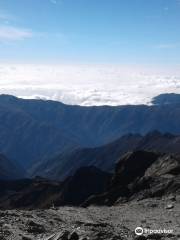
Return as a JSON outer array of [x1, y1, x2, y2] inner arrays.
[[30, 134, 142, 179], [152, 93, 180, 105], [1, 94, 180, 170], [0, 95, 79, 168], [31, 131, 180, 180]]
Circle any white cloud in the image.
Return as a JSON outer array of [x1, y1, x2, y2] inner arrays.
[[0, 26, 33, 41], [155, 43, 178, 49], [0, 64, 180, 106]]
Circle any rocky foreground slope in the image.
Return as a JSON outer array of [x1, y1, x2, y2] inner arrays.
[[0, 197, 179, 240], [0, 150, 180, 239]]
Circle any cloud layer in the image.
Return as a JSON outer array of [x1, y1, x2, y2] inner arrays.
[[0, 64, 180, 106]]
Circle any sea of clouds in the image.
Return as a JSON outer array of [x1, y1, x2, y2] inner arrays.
[[0, 63, 180, 106]]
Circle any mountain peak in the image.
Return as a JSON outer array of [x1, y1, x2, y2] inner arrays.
[[152, 93, 180, 105]]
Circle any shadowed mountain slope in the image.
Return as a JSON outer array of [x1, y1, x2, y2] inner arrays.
[[83, 151, 180, 206], [0, 150, 180, 209], [31, 131, 180, 180], [0, 167, 111, 209], [0, 154, 24, 180], [2, 94, 180, 170]]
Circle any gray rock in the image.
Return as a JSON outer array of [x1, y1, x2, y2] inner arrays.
[[45, 231, 70, 240], [69, 231, 79, 240], [26, 220, 46, 234], [165, 204, 174, 209], [135, 236, 147, 240], [168, 195, 176, 201], [22, 236, 32, 240]]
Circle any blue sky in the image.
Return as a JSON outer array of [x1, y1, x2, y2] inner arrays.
[[0, 0, 180, 64]]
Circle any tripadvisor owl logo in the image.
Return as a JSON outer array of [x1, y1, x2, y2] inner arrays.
[[135, 227, 143, 236]]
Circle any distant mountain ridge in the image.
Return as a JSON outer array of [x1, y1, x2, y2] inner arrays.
[[152, 93, 180, 105], [1, 94, 180, 173]]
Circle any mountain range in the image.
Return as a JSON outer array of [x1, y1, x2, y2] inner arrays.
[[1, 93, 180, 180], [0, 93, 180, 210]]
